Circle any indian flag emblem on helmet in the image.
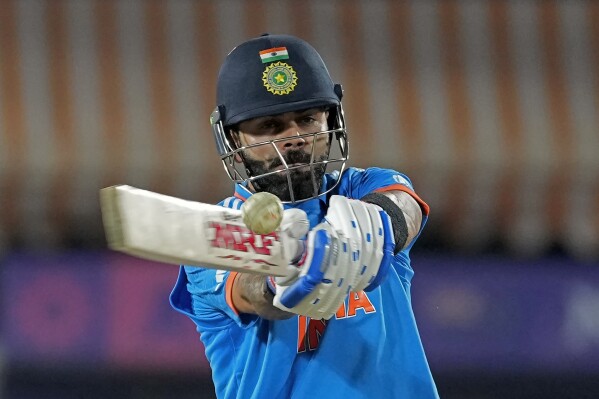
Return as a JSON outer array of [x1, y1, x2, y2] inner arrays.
[[262, 62, 298, 95], [259, 47, 289, 63]]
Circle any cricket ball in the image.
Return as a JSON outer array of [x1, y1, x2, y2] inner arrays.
[[241, 192, 284, 234]]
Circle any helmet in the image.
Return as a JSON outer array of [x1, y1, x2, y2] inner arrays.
[[211, 33, 349, 203]]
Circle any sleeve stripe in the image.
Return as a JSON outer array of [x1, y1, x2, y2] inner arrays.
[[222, 197, 234, 208], [234, 198, 243, 210], [221, 196, 244, 210], [225, 271, 240, 316], [374, 184, 430, 216]]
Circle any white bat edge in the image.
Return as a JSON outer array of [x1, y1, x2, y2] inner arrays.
[[100, 185, 202, 267], [99, 185, 297, 277]]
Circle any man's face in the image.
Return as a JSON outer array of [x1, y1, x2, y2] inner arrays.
[[234, 107, 331, 201]]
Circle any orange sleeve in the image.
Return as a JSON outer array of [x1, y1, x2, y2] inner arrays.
[[374, 184, 430, 216], [225, 271, 240, 315]]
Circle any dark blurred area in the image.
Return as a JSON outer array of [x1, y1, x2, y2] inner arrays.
[[1, 0, 598, 398]]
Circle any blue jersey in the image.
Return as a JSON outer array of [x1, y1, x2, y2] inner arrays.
[[170, 167, 439, 399]]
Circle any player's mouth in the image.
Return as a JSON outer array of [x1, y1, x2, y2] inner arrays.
[[274, 163, 309, 172]]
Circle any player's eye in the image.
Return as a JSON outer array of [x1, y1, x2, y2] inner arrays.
[[299, 115, 318, 125], [257, 120, 279, 133]]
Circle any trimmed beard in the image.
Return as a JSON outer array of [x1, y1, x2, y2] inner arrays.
[[243, 149, 328, 202]]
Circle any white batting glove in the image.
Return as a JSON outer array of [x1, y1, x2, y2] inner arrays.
[[277, 208, 310, 268], [269, 196, 395, 320], [271, 222, 350, 320], [324, 195, 395, 292]]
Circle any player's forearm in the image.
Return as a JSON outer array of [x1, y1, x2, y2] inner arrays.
[[382, 190, 423, 248], [362, 190, 423, 251], [232, 273, 294, 320]]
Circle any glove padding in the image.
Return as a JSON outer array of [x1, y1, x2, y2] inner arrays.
[[324, 195, 395, 292], [271, 196, 395, 320]]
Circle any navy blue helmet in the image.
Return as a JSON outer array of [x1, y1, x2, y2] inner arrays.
[[211, 34, 348, 203]]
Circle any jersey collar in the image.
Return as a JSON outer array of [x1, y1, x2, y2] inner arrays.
[[233, 178, 330, 206]]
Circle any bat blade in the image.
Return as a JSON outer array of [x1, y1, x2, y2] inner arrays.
[[99, 185, 294, 276]]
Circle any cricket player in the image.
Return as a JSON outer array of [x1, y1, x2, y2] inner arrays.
[[170, 34, 439, 399]]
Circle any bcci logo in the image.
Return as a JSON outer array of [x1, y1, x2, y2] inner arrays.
[[262, 62, 298, 95]]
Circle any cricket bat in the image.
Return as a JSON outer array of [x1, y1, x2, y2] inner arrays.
[[99, 185, 299, 277]]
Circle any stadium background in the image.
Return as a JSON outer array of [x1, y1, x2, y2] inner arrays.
[[1, 0, 598, 398]]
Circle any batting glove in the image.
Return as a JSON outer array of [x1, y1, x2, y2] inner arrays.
[[269, 196, 395, 320]]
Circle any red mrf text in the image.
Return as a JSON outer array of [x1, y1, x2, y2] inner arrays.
[[209, 222, 278, 255]]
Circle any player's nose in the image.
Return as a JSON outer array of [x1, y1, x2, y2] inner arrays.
[[278, 124, 308, 151]]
